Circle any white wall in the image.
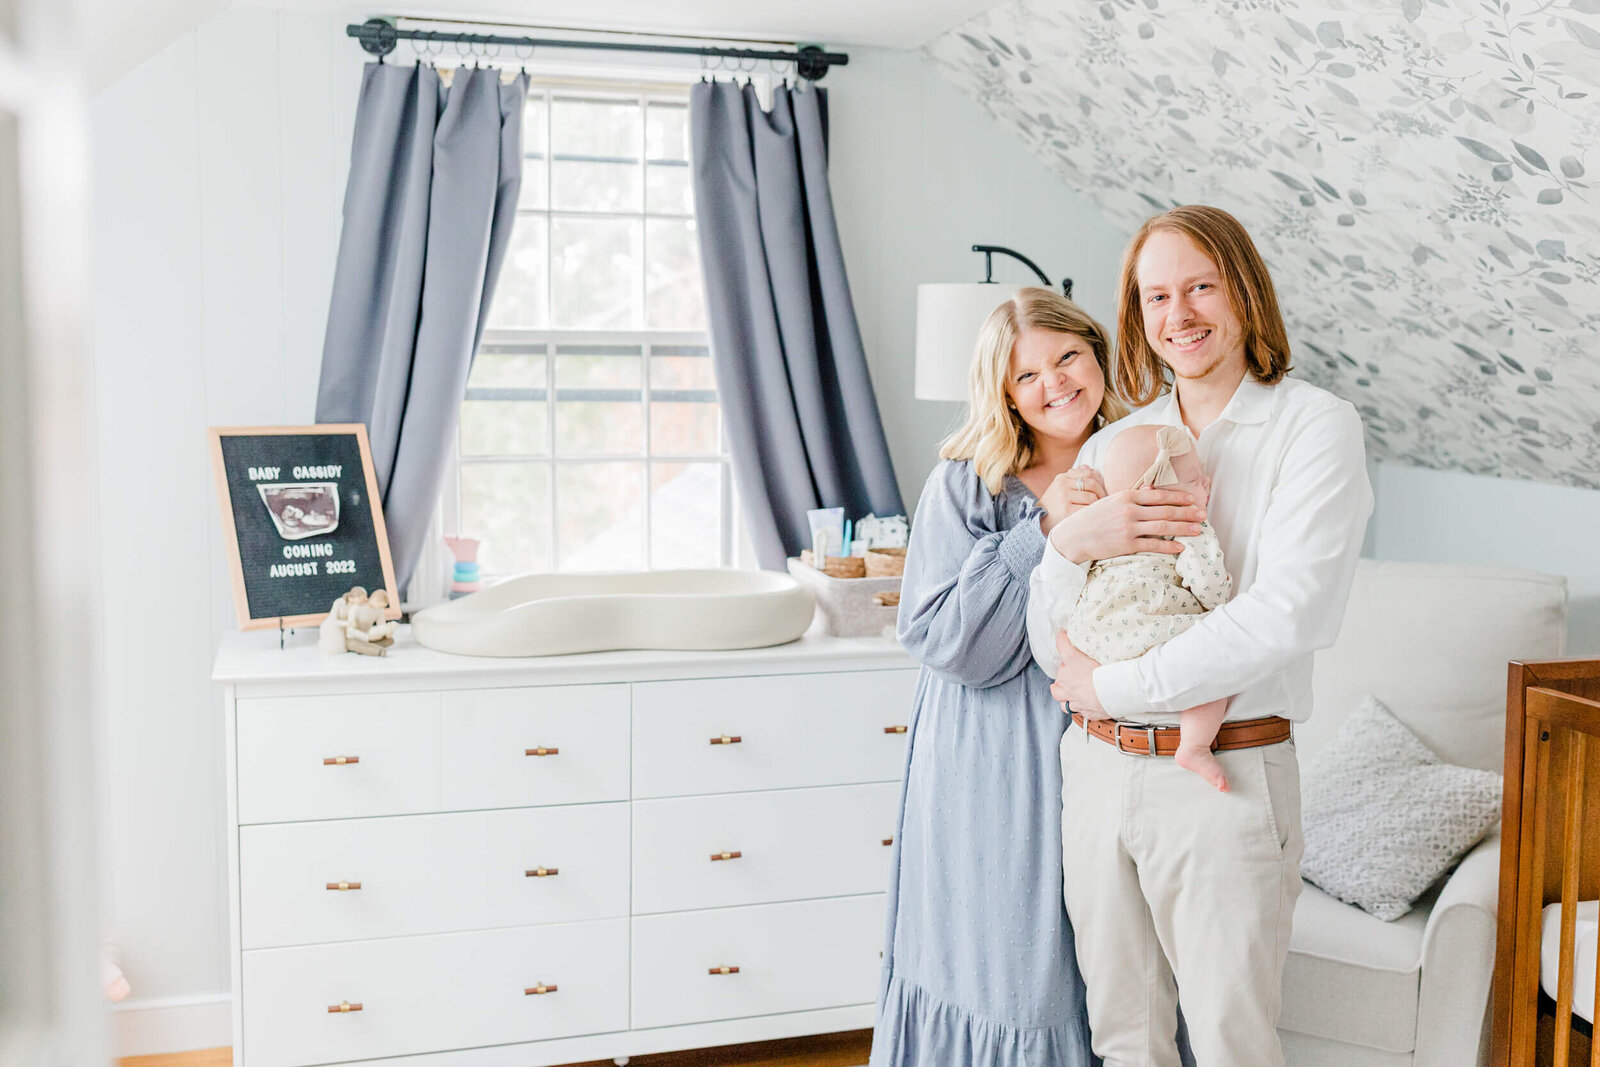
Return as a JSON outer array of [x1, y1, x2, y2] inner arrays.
[[829, 46, 1130, 512], [90, 20, 1118, 1057], [1368, 462, 1600, 655], [92, 5, 360, 1053]]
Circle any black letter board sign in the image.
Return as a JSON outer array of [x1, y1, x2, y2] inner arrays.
[[208, 425, 400, 630]]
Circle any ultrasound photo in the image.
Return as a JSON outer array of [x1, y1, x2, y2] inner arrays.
[[256, 482, 340, 540]]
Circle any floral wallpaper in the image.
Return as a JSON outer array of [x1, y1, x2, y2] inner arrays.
[[925, 0, 1600, 487]]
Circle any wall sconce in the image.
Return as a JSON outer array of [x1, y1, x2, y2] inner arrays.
[[914, 245, 1073, 402]]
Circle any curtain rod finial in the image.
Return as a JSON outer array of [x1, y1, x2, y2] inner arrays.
[[354, 18, 398, 58]]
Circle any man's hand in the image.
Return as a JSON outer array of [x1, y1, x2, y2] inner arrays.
[[1051, 629, 1108, 718]]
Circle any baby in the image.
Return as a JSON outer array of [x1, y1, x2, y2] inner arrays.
[[1051, 424, 1234, 790]]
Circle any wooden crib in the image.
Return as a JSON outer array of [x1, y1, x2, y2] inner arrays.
[[1494, 659, 1600, 1066]]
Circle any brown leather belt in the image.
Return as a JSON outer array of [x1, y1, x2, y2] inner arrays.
[[1070, 713, 1291, 757]]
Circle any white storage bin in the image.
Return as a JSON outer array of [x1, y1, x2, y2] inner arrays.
[[785, 558, 899, 637]]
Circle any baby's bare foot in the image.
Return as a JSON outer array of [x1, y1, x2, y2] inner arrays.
[[1174, 745, 1229, 792]]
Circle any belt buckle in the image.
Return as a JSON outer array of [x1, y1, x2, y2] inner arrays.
[[1111, 721, 1160, 756]]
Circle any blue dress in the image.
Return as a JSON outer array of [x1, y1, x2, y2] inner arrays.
[[870, 459, 1096, 1066]]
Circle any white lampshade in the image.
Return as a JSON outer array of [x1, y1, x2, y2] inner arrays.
[[914, 282, 1019, 402]]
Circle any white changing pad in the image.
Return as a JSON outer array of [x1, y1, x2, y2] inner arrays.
[[1542, 900, 1600, 1022]]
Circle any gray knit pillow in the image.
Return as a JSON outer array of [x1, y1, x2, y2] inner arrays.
[[1300, 695, 1502, 921]]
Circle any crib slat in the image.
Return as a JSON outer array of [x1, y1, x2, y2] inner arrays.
[[1555, 731, 1587, 1067], [1514, 721, 1553, 1064], [1592, 884, 1600, 1067], [1590, 746, 1600, 1066]]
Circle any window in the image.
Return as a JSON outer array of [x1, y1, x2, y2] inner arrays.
[[447, 77, 734, 577]]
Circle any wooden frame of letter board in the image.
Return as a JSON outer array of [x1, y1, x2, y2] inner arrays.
[[208, 424, 400, 631]]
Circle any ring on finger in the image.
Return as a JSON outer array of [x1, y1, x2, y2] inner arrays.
[[1074, 477, 1085, 491]]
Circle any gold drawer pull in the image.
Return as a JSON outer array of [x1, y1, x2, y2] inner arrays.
[[883, 725, 908, 735], [524, 746, 559, 757], [525, 867, 560, 878], [323, 755, 360, 766], [325, 881, 362, 891], [710, 850, 742, 862], [709, 735, 742, 746], [882, 838, 893, 847], [709, 965, 740, 976], [327, 1001, 363, 1013], [523, 983, 558, 995]]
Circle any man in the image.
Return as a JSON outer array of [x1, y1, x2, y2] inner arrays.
[[1027, 205, 1373, 1066]]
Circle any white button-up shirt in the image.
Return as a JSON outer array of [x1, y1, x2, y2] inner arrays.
[[1026, 375, 1373, 724]]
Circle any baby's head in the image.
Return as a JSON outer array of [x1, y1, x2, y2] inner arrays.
[[1099, 424, 1207, 500]]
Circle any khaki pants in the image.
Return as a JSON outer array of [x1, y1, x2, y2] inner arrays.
[[1059, 725, 1303, 1067]]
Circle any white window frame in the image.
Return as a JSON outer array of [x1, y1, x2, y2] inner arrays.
[[415, 60, 766, 607]]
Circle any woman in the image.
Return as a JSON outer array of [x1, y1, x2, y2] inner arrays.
[[869, 288, 1204, 1065]]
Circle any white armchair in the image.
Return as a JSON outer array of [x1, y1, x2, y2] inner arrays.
[[1278, 560, 1568, 1067]]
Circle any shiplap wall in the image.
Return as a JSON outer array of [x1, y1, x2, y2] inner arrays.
[[92, 6, 357, 1052], [91, 13, 1122, 1054], [828, 45, 1130, 511]]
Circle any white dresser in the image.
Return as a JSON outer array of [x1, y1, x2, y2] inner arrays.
[[214, 628, 917, 1067]]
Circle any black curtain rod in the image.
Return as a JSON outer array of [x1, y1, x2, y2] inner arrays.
[[347, 19, 848, 80]]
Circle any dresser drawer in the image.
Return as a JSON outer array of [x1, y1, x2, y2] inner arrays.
[[632, 670, 916, 798], [242, 919, 628, 1067], [631, 896, 884, 1030], [632, 783, 897, 914], [442, 684, 630, 809], [240, 804, 629, 949], [236, 693, 440, 824]]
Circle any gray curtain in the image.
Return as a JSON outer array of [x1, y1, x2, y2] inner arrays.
[[689, 81, 903, 569], [316, 63, 527, 592]]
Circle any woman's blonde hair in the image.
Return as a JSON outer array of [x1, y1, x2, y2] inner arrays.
[[940, 287, 1126, 494], [1116, 204, 1292, 407]]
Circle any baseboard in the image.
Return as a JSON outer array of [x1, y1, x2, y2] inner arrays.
[[112, 994, 231, 1059]]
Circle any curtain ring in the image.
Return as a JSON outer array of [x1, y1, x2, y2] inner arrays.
[[740, 52, 757, 73], [515, 41, 533, 61], [484, 40, 501, 60]]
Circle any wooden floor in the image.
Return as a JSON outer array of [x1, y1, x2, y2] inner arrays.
[[119, 1030, 872, 1067]]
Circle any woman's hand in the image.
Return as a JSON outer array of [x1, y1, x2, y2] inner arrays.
[[1038, 466, 1104, 535], [1050, 630, 1108, 718], [1046, 487, 1206, 564]]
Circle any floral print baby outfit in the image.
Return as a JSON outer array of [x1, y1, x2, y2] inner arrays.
[[1051, 427, 1232, 664]]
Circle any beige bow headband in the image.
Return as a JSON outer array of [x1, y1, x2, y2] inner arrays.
[[1134, 425, 1194, 490]]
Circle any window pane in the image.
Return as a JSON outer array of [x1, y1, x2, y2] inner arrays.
[[551, 216, 642, 329], [487, 214, 547, 329], [461, 462, 552, 575], [646, 102, 688, 161], [556, 352, 641, 388], [555, 353, 642, 455], [460, 401, 548, 456], [519, 157, 547, 210], [557, 462, 645, 571], [556, 402, 643, 456], [551, 159, 641, 212], [551, 98, 641, 159], [522, 94, 548, 157], [649, 347, 714, 389], [646, 218, 706, 330], [469, 350, 546, 389], [646, 163, 693, 215], [651, 462, 721, 568], [650, 398, 719, 455]]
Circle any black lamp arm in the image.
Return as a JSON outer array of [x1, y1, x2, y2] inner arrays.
[[971, 244, 1073, 300]]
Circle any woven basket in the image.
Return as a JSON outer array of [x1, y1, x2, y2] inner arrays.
[[864, 547, 906, 577], [799, 549, 866, 579]]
